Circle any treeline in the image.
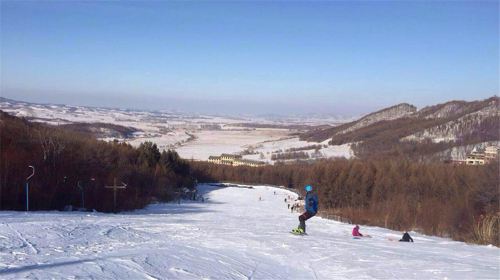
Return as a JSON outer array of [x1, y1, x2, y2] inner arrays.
[[285, 144, 325, 152], [60, 122, 139, 139], [271, 151, 310, 161], [0, 111, 194, 212], [191, 159, 499, 246]]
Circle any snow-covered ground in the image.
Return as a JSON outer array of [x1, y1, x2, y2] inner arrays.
[[1, 99, 353, 162], [243, 138, 353, 163], [175, 129, 288, 160], [1, 185, 498, 279]]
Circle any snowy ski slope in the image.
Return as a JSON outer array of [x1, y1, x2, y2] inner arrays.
[[0, 185, 498, 279]]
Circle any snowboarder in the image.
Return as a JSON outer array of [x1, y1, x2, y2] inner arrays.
[[291, 185, 318, 235], [399, 231, 414, 242]]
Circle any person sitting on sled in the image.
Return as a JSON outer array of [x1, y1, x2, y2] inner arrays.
[[352, 225, 363, 237], [292, 185, 318, 234], [399, 231, 414, 242]]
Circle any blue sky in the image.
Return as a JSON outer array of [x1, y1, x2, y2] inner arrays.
[[1, 1, 498, 116]]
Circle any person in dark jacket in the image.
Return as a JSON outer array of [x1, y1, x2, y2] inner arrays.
[[399, 231, 414, 242], [292, 185, 318, 234]]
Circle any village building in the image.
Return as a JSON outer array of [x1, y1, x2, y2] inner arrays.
[[484, 146, 499, 161], [220, 154, 242, 161], [465, 146, 499, 165], [233, 158, 266, 167], [208, 154, 265, 167], [208, 156, 221, 164], [466, 152, 486, 165]]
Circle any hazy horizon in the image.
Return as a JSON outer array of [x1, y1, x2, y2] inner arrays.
[[1, 1, 498, 116]]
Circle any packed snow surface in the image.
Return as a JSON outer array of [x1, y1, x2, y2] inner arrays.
[[1, 185, 498, 279]]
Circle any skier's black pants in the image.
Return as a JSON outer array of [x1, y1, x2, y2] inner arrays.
[[298, 211, 315, 232]]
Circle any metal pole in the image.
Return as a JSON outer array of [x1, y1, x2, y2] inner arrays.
[[77, 181, 84, 209], [113, 178, 117, 212], [113, 188, 117, 212], [25, 182, 29, 212], [25, 166, 35, 211]]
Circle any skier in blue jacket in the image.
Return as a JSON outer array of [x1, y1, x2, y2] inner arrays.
[[292, 185, 318, 234]]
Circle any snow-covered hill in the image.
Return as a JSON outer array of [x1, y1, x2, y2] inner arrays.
[[340, 103, 417, 134], [402, 98, 499, 143], [301, 96, 499, 144], [1, 185, 498, 279], [0, 97, 353, 162]]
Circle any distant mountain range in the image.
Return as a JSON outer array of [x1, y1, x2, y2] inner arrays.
[[2, 96, 498, 161], [0, 97, 350, 126]]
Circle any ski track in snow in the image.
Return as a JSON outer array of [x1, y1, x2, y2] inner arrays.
[[0, 184, 498, 279]]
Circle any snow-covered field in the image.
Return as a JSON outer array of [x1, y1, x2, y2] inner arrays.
[[175, 129, 288, 160], [1, 185, 498, 279], [242, 137, 353, 163], [1, 99, 354, 162]]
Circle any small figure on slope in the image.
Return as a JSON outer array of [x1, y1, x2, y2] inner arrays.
[[291, 185, 318, 235], [399, 231, 414, 242], [352, 225, 363, 237], [352, 225, 371, 238]]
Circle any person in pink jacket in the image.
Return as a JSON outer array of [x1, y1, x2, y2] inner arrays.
[[352, 225, 363, 237]]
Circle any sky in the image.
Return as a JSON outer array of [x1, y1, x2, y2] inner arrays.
[[1, 1, 498, 116]]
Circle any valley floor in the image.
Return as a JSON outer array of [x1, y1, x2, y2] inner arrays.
[[0, 185, 498, 279]]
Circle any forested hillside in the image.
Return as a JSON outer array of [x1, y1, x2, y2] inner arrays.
[[192, 160, 499, 246], [0, 111, 194, 212], [301, 97, 499, 160], [59, 122, 139, 139]]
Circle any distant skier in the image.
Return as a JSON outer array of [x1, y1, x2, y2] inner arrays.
[[399, 231, 414, 242], [352, 225, 371, 238], [291, 185, 318, 235], [352, 225, 365, 237]]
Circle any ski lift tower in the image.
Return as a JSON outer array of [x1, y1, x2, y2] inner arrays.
[[105, 178, 127, 212]]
